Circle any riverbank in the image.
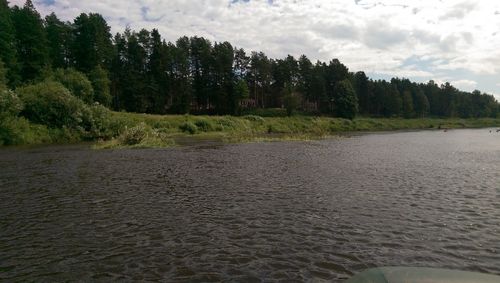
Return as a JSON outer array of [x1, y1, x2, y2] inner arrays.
[[93, 112, 500, 149]]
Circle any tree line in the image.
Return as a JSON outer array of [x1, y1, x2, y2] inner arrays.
[[1, 0, 498, 119]]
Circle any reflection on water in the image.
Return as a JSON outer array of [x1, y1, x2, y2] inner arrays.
[[0, 129, 499, 281]]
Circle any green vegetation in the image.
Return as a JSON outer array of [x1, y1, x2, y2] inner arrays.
[[93, 112, 500, 149], [0, 0, 499, 148]]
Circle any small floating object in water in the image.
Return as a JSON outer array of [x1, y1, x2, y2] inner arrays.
[[345, 267, 500, 283]]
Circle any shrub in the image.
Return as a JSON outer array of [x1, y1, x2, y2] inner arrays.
[[53, 68, 94, 104], [179, 121, 197, 134], [217, 117, 238, 130], [242, 108, 287, 117], [194, 119, 214, 132], [89, 66, 112, 106], [17, 81, 86, 129], [119, 122, 149, 145], [80, 103, 116, 139], [0, 117, 51, 146], [0, 89, 23, 121], [0, 59, 7, 90], [243, 115, 265, 123]]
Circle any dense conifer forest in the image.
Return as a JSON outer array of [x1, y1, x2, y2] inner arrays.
[[1, 0, 498, 119], [1, 0, 499, 147]]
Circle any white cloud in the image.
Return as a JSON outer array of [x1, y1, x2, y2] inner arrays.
[[450, 79, 477, 91], [8, 0, 500, 94]]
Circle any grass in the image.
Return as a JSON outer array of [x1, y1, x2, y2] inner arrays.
[[93, 112, 500, 149], [3, 110, 499, 148]]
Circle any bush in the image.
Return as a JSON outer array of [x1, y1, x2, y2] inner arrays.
[[119, 122, 149, 145], [53, 68, 94, 104], [179, 121, 197, 134], [194, 119, 214, 132], [17, 81, 87, 129], [243, 115, 265, 123], [217, 117, 238, 130], [0, 89, 23, 121], [242, 108, 287, 117], [80, 103, 116, 139], [0, 117, 51, 146], [89, 66, 112, 106]]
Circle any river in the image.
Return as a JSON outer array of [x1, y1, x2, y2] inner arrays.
[[1, 129, 499, 282]]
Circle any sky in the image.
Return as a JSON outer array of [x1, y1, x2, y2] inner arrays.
[[9, 0, 500, 100]]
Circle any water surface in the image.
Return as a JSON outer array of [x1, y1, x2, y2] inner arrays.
[[1, 129, 499, 282]]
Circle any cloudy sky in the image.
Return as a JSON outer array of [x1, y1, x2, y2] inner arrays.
[[9, 0, 500, 99]]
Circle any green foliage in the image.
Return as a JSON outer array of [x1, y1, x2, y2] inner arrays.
[[72, 13, 114, 72], [17, 81, 86, 128], [353, 71, 370, 115], [80, 103, 116, 139], [243, 115, 265, 123], [45, 13, 72, 69], [119, 122, 149, 145], [0, 89, 23, 121], [179, 121, 197, 134], [194, 119, 215, 132], [334, 79, 358, 120], [0, 116, 51, 146], [11, 0, 49, 81], [96, 121, 175, 149], [283, 91, 300, 116], [402, 90, 414, 118], [242, 108, 288, 117], [232, 79, 249, 114], [52, 68, 94, 103], [414, 90, 429, 118], [0, 0, 20, 86], [1, 1, 499, 148], [89, 66, 111, 106], [0, 59, 7, 90]]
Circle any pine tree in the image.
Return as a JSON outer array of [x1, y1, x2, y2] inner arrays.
[[414, 89, 429, 118], [72, 13, 113, 72], [212, 41, 234, 113], [89, 65, 111, 106], [297, 55, 313, 102], [333, 79, 358, 119], [171, 36, 192, 114], [0, 59, 7, 89], [45, 13, 72, 69], [353, 71, 371, 115], [11, 0, 49, 81], [402, 90, 414, 118], [0, 0, 20, 86], [190, 36, 213, 111]]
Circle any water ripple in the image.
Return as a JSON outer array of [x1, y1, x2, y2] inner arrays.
[[0, 129, 499, 281]]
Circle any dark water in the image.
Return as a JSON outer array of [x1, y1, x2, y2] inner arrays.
[[1, 129, 499, 282]]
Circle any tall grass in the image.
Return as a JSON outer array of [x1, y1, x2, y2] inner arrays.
[[3, 108, 499, 148], [92, 112, 499, 148]]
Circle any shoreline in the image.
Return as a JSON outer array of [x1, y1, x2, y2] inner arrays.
[[3, 126, 498, 151], [2, 112, 499, 149], [93, 113, 500, 149]]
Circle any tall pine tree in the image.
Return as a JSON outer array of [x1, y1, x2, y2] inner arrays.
[[11, 0, 49, 81], [72, 13, 113, 73], [45, 12, 72, 69], [0, 0, 19, 86]]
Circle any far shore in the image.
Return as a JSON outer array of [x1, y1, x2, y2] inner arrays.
[[92, 112, 500, 149]]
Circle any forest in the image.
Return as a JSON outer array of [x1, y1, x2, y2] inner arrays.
[[1, 1, 499, 146]]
